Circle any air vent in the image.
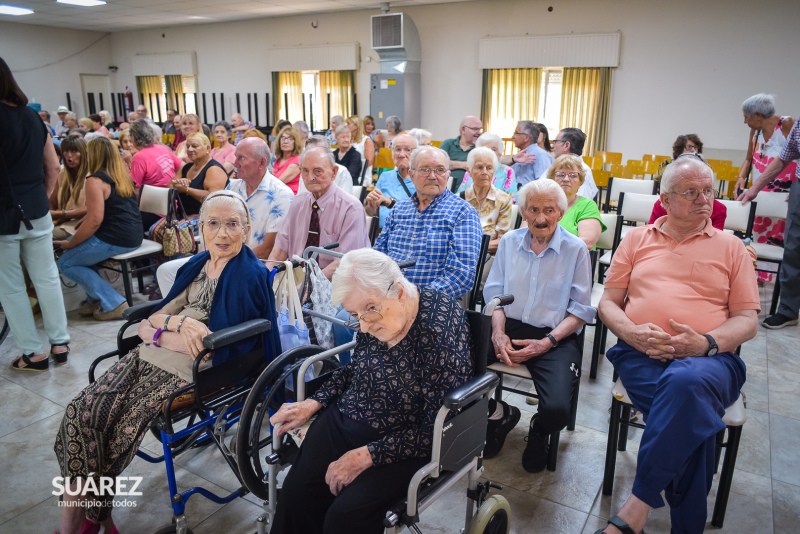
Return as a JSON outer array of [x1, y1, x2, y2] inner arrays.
[[371, 13, 403, 49]]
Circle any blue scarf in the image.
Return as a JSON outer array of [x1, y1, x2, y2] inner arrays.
[[162, 247, 280, 366]]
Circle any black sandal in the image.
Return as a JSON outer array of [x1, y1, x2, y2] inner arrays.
[[50, 343, 70, 365], [11, 353, 49, 372], [595, 515, 642, 534]]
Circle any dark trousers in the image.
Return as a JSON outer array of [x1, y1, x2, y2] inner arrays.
[[778, 179, 800, 317], [488, 318, 581, 435], [606, 341, 746, 533], [272, 404, 427, 534]]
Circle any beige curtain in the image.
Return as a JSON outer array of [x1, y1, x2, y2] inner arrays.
[[164, 75, 184, 114], [559, 67, 612, 156], [272, 71, 303, 124], [136, 76, 163, 118], [481, 68, 541, 135], [319, 70, 354, 130]]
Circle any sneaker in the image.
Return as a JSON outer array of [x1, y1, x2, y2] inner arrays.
[[522, 416, 549, 473], [78, 300, 101, 317], [526, 384, 539, 405], [93, 302, 129, 321], [762, 314, 799, 330], [483, 401, 521, 459]]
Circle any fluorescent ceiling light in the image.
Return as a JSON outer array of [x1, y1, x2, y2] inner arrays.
[[57, 0, 107, 6], [0, 4, 34, 15]]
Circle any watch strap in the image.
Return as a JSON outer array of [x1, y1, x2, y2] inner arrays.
[[546, 333, 558, 348]]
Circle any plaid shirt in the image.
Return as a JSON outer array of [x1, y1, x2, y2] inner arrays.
[[780, 117, 800, 180], [374, 189, 481, 298]]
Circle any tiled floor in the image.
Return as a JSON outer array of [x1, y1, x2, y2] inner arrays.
[[1, 283, 798, 533]]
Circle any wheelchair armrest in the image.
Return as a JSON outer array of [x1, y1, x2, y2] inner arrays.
[[443, 373, 499, 411], [122, 300, 163, 321], [202, 319, 272, 350], [88, 350, 124, 383]]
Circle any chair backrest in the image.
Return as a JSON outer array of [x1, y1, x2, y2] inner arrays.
[[594, 169, 611, 188], [446, 175, 454, 192], [598, 151, 623, 165], [467, 234, 491, 311], [597, 213, 624, 253], [365, 214, 379, 246], [618, 192, 659, 225], [374, 147, 393, 170], [604, 177, 658, 212], [510, 204, 521, 229], [466, 309, 492, 375], [352, 185, 363, 202], [752, 191, 789, 219], [718, 199, 756, 237], [139, 185, 171, 215]]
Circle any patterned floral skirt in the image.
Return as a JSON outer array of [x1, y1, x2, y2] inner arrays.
[[54, 347, 187, 522]]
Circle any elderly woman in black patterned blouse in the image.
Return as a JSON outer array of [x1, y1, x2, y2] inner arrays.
[[270, 248, 474, 534]]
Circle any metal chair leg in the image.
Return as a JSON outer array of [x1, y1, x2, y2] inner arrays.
[[120, 260, 133, 306], [618, 405, 631, 451], [770, 272, 782, 316], [590, 321, 602, 379], [603, 398, 621, 495], [547, 431, 559, 472], [712, 425, 743, 528]]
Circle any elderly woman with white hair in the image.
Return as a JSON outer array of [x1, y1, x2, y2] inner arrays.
[[406, 127, 433, 146], [53, 190, 276, 534], [459, 146, 513, 255], [482, 179, 594, 472], [457, 132, 517, 195], [269, 248, 474, 534]]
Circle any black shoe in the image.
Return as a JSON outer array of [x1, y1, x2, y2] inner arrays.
[[10, 353, 49, 372], [483, 402, 521, 459], [50, 343, 70, 365], [762, 313, 798, 330], [522, 416, 549, 473]]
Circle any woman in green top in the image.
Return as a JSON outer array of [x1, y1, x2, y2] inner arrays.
[[546, 154, 606, 249]]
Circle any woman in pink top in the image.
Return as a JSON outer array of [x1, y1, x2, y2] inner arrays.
[[210, 120, 236, 175], [271, 126, 302, 194], [735, 94, 797, 282], [129, 119, 182, 191]]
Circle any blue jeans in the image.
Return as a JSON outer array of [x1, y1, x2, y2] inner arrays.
[[0, 214, 69, 355], [57, 235, 137, 312], [332, 307, 356, 365]]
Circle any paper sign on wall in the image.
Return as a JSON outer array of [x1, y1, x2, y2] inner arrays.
[[380, 79, 389, 89]]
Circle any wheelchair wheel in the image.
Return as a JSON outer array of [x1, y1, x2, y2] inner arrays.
[[465, 495, 511, 534], [236, 344, 336, 501]]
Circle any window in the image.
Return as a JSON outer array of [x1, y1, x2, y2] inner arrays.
[[274, 70, 355, 131], [536, 69, 562, 142], [135, 75, 197, 122]]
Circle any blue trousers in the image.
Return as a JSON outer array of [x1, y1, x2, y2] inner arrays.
[[57, 235, 137, 312], [606, 341, 746, 533], [332, 307, 355, 365]]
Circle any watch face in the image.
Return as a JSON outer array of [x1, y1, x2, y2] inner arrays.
[[708, 347, 718, 356]]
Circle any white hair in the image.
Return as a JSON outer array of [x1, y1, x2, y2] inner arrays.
[[407, 128, 432, 145], [84, 131, 106, 142], [476, 132, 503, 152], [518, 179, 568, 213], [331, 249, 414, 306], [300, 145, 336, 168], [200, 190, 251, 238], [661, 156, 713, 193], [409, 145, 449, 170], [149, 123, 163, 143], [741, 93, 775, 118], [334, 124, 351, 136], [466, 146, 498, 171]]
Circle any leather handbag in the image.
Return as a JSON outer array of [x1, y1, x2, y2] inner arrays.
[[151, 189, 197, 258]]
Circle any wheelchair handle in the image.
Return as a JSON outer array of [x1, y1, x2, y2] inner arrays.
[[122, 300, 163, 321], [302, 243, 341, 261], [296, 340, 357, 401], [482, 294, 514, 316]]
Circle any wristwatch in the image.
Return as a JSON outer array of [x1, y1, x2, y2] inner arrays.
[[387, 197, 397, 208], [703, 334, 718, 356], [545, 333, 558, 349]]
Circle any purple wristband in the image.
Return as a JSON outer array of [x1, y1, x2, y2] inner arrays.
[[153, 328, 164, 347]]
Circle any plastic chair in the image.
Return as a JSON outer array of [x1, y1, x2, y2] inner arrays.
[[597, 151, 623, 166], [591, 214, 623, 376], [750, 191, 790, 314], [718, 199, 756, 240], [617, 192, 659, 240], [603, 177, 658, 213]]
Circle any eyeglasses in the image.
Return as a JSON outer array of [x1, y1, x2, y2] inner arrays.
[[512, 131, 527, 137], [346, 284, 393, 326], [554, 171, 580, 180], [202, 219, 244, 235], [684, 144, 698, 152], [280, 136, 294, 142], [667, 188, 715, 201], [414, 166, 449, 177], [551, 139, 567, 145], [463, 125, 483, 133]]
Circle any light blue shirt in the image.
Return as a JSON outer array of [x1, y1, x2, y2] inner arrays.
[[374, 168, 416, 228], [227, 171, 293, 249], [512, 144, 553, 186], [484, 225, 595, 329]]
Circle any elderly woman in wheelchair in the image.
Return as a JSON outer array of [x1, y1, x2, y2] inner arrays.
[[266, 248, 476, 533], [53, 190, 276, 534]]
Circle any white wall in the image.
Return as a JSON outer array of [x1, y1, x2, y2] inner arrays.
[[5, 0, 800, 159], [0, 21, 111, 118]]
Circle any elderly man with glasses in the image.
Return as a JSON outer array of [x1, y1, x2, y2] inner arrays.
[[500, 120, 553, 189], [365, 133, 418, 228], [596, 156, 760, 534], [440, 115, 484, 185]]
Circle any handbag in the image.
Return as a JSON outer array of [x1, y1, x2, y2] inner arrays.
[[276, 260, 311, 352], [0, 148, 34, 236], [299, 257, 336, 349], [150, 189, 197, 258]]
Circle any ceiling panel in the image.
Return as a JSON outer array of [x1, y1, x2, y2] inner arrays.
[[0, 0, 479, 31]]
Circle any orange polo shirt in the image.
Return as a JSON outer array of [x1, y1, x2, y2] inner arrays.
[[604, 216, 760, 336]]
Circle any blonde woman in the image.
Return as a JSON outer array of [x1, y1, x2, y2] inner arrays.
[[54, 137, 143, 320], [346, 115, 375, 173], [170, 132, 228, 216], [271, 126, 302, 193], [174, 113, 202, 162], [49, 135, 88, 240]]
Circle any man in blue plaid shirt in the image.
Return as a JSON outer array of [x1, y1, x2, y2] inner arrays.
[[374, 146, 482, 298]]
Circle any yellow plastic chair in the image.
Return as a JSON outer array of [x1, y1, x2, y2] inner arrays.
[[643, 160, 660, 177], [609, 163, 626, 178], [641, 154, 657, 162], [594, 169, 611, 188], [598, 151, 623, 165], [431, 140, 442, 148], [374, 147, 393, 170]]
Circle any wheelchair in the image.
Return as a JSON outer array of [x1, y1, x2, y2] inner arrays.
[[87, 297, 279, 534], [233, 294, 517, 534]]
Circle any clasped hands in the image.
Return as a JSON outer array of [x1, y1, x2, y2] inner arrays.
[[628, 319, 708, 361], [170, 177, 191, 193], [270, 400, 373, 496], [492, 332, 551, 367]]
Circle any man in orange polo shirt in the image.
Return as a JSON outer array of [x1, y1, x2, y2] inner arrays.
[[596, 157, 760, 534]]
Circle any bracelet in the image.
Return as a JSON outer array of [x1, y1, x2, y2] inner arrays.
[[176, 315, 188, 333], [163, 315, 172, 332], [510, 154, 515, 164], [152, 328, 164, 347]]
